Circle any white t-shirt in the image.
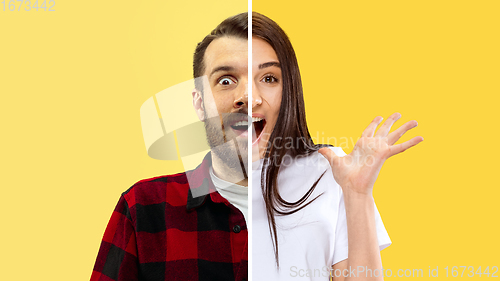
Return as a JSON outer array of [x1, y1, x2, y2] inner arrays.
[[209, 166, 248, 223], [252, 147, 392, 280]]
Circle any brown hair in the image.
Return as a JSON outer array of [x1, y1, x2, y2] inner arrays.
[[193, 12, 248, 92], [193, 12, 330, 268], [253, 11, 331, 268]]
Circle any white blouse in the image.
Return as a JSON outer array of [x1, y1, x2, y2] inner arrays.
[[252, 147, 392, 280]]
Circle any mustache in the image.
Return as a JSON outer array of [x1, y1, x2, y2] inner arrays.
[[205, 109, 249, 127], [203, 109, 250, 144]]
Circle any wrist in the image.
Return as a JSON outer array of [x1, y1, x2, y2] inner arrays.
[[341, 184, 374, 199], [343, 188, 375, 208]]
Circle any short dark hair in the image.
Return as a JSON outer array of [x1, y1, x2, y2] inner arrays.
[[193, 12, 248, 92]]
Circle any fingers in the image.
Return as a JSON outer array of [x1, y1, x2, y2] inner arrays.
[[387, 136, 424, 157], [361, 116, 384, 138], [374, 112, 401, 137], [387, 120, 418, 145]]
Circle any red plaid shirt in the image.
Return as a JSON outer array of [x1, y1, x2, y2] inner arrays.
[[91, 153, 248, 281]]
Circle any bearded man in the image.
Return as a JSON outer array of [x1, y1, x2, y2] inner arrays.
[[91, 13, 250, 281]]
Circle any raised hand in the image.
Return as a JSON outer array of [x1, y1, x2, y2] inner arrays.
[[318, 113, 423, 196]]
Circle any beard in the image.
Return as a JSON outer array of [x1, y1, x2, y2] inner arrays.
[[203, 109, 249, 173]]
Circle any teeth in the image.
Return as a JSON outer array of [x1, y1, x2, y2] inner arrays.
[[252, 117, 264, 122], [233, 121, 248, 127]]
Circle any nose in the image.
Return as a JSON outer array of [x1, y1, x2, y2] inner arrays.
[[252, 80, 263, 108], [233, 82, 249, 109]]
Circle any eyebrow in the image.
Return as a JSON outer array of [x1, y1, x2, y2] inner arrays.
[[209, 66, 235, 79], [259, 61, 280, 69]]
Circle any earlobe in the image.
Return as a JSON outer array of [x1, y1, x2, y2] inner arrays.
[[192, 89, 205, 122]]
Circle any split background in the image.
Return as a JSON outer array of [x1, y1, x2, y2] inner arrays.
[[0, 0, 498, 280]]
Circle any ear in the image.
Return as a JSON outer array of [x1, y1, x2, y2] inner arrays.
[[192, 88, 205, 122]]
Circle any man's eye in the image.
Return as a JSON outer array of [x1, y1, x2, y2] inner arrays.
[[262, 75, 278, 83], [218, 77, 236, 86]]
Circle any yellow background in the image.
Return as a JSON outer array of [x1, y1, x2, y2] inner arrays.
[[254, 0, 499, 279], [0, 0, 246, 280], [2, 0, 499, 280]]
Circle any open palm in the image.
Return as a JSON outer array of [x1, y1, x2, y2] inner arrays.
[[319, 113, 423, 195]]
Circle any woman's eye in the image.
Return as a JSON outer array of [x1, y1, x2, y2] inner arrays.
[[262, 75, 278, 83], [218, 77, 235, 86]]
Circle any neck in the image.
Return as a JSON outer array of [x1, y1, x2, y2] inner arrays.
[[211, 152, 248, 187]]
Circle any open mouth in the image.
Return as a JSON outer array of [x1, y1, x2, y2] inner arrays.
[[231, 117, 248, 135], [227, 115, 266, 143], [252, 116, 266, 144], [230, 119, 249, 133]]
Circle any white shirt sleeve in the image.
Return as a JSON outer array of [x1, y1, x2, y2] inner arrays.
[[330, 147, 392, 265]]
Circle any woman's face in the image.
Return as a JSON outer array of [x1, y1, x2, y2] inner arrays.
[[252, 37, 282, 161]]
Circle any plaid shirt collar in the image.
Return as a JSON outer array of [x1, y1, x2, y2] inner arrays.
[[186, 152, 233, 211]]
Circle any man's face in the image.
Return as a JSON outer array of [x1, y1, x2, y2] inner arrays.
[[252, 37, 283, 161], [194, 36, 249, 170]]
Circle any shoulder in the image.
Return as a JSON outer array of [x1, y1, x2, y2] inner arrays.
[[322, 146, 347, 158], [308, 146, 347, 173], [121, 172, 190, 210], [276, 147, 346, 193], [284, 146, 347, 173]]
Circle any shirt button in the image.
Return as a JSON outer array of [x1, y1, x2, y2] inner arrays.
[[233, 225, 241, 233]]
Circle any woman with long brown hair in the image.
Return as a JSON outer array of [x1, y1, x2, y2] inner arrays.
[[251, 12, 423, 280]]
